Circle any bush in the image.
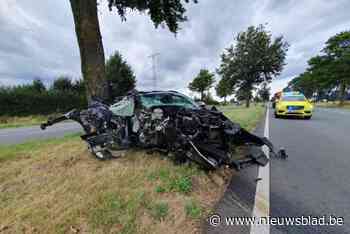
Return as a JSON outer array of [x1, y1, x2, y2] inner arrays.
[[0, 80, 87, 116]]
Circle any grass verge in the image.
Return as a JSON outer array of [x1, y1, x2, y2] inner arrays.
[[0, 136, 231, 233], [0, 133, 80, 162], [0, 115, 52, 129], [315, 101, 350, 110], [0, 105, 265, 233], [219, 104, 266, 131]]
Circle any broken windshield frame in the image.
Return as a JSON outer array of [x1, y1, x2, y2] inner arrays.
[[139, 93, 199, 109]]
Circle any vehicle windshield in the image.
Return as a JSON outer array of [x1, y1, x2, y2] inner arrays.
[[140, 93, 198, 109], [282, 95, 306, 101]]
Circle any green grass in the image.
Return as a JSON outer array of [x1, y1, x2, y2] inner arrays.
[[149, 202, 169, 220], [148, 166, 200, 194], [219, 104, 266, 130], [0, 115, 56, 129], [0, 133, 80, 162], [89, 192, 126, 230], [185, 200, 202, 219], [89, 191, 141, 233]]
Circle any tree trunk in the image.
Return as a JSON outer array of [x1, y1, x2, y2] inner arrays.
[[224, 96, 227, 105], [245, 98, 250, 108], [200, 91, 204, 101], [69, 0, 109, 103], [245, 90, 251, 108], [338, 81, 347, 106]]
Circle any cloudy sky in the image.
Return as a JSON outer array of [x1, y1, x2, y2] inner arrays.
[[1, 0, 350, 97]]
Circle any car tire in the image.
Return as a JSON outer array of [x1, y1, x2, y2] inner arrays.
[[304, 116, 312, 120], [274, 113, 280, 118]]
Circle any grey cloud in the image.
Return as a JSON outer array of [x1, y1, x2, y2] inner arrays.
[[0, 0, 80, 85]]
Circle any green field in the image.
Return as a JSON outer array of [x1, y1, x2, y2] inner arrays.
[[0, 115, 51, 129], [315, 101, 350, 110]]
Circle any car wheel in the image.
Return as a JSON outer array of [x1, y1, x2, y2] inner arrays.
[[274, 113, 280, 118], [304, 116, 312, 120]]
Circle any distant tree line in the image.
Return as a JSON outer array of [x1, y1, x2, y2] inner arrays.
[[286, 31, 350, 105], [0, 51, 135, 116]]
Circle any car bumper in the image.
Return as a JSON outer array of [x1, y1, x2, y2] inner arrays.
[[275, 110, 312, 117]]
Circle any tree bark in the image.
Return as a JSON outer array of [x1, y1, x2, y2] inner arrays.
[[245, 98, 250, 108], [200, 91, 204, 101], [245, 89, 251, 108], [338, 81, 347, 106], [69, 0, 109, 103]]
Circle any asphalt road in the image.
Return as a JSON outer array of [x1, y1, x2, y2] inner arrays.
[[0, 122, 82, 145], [206, 107, 350, 234], [270, 107, 350, 233]]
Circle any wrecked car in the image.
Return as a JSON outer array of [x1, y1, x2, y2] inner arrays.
[[41, 90, 283, 171]]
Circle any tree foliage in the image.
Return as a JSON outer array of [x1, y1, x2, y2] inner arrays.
[[287, 56, 333, 99], [106, 51, 136, 102], [288, 72, 316, 98], [257, 82, 271, 102], [72, 79, 86, 94], [215, 78, 233, 103], [218, 24, 289, 107], [235, 88, 251, 102], [52, 76, 74, 92], [288, 31, 350, 104], [32, 79, 46, 93], [323, 31, 350, 104], [188, 69, 215, 101], [107, 0, 198, 34], [203, 92, 220, 105]]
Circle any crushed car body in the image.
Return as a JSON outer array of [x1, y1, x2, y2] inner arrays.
[[41, 90, 283, 171]]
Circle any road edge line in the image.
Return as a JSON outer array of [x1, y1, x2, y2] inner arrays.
[[250, 107, 270, 234]]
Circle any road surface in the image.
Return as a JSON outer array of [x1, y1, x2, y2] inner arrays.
[[0, 122, 82, 145], [270, 107, 350, 233], [206, 107, 350, 234]]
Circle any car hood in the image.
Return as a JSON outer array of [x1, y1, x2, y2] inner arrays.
[[280, 101, 309, 106]]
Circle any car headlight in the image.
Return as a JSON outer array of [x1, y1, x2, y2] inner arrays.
[[307, 103, 314, 110], [305, 103, 313, 111]]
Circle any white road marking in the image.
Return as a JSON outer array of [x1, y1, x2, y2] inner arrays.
[[250, 108, 270, 234]]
